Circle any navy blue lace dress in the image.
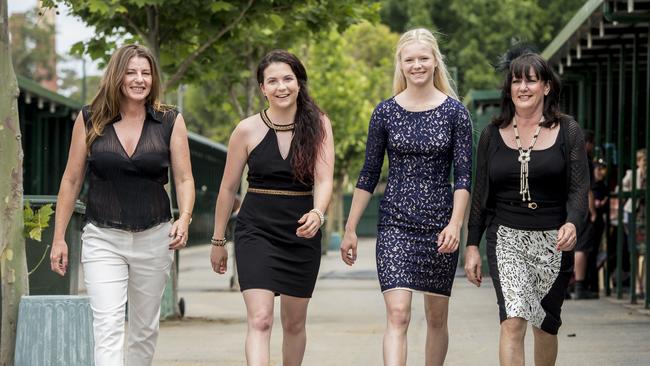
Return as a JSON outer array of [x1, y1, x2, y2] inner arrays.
[[356, 96, 473, 296]]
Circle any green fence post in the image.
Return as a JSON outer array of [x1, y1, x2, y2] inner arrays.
[[629, 33, 639, 304], [645, 24, 650, 310], [616, 45, 626, 300]]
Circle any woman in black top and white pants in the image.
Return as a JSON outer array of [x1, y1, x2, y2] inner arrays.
[[50, 44, 195, 366], [464, 49, 589, 366]]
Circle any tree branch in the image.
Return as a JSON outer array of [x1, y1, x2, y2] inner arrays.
[[162, 0, 255, 91], [229, 85, 244, 119], [120, 13, 147, 42]]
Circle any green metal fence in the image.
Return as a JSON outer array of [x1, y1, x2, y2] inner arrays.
[[542, 0, 650, 308]]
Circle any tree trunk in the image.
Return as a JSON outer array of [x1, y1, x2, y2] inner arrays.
[[0, 0, 29, 364]]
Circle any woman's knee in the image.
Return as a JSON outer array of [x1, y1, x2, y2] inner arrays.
[[425, 312, 447, 330], [281, 315, 306, 335], [386, 304, 411, 329], [249, 310, 274, 332], [501, 318, 527, 340]]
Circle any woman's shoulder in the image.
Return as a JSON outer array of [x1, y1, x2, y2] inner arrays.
[[234, 112, 264, 134], [374, 96, 399, 114]]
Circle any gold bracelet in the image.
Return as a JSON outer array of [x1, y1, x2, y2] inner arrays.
[[211, 237, 227, 247], [309, 208, 325, 227]]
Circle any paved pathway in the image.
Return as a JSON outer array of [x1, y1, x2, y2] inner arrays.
[[154, 239, 650, 365]]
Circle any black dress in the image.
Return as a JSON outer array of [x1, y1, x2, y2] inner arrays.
[[234, 123, 321, 298]]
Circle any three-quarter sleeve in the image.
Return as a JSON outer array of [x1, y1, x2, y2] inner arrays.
[[452, 106, 473, 192], [565, 119, 589, 230], [356, 105, 388, 193], [467, 126, 492, 246]]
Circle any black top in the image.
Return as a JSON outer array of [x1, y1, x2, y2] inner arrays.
[[467, 117, 589, 246], [82, 105, 178, 231], [490, 129, 566, 230], [246, 129, 312, 191]]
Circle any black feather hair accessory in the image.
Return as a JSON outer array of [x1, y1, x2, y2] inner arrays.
[[495, 43, 540, 73]]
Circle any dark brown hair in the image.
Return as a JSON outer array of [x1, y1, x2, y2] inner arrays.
[[493, 52, 567, 128], [257, 50, 325, 183], [87, 44, 167, 150]]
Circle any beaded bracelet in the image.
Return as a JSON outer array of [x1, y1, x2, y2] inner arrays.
[[210, 237, 227, 247], [309, 208, 325, 227]]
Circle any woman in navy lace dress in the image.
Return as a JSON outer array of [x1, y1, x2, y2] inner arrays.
[[340, 28, 472, 366]]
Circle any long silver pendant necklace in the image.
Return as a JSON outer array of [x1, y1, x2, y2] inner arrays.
[[513, 117, 543, 202]]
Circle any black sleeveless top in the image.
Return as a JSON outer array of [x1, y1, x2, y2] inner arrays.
[[489, 129, 566, 230], [82, 105, 177, 231], [246, 129, 312, 191]]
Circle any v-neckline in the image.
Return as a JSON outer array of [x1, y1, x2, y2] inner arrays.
[[112, 120, 146, 159], [272, 129, 293, 161]]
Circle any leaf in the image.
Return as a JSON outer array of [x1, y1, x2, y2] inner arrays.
[[23, 202, 34, 222], [37, 204, 55, 229], [29, 227, 42, 242], [211, 1, 235, 13]]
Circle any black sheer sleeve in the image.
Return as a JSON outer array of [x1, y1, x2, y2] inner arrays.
[[565, 119, 589, 229], [467, 125, 492, 246], [356, 105, 388, 193]]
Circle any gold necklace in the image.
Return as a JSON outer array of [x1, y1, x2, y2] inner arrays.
[[261, 109, 295, 131], [513, 117, 543, 202]]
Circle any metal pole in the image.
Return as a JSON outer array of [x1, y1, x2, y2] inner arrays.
[[630, 34, 639, 304], [605, 52, 613, 296], [645, 25, 650, 309], [595, 63, 602, 158], [616, 45, 625, 300]]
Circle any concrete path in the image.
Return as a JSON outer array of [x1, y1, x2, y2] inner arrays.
[[154, 239, 650, 365]]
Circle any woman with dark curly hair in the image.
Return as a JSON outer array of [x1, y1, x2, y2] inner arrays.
[[210, 49, 334, 365], [464, 48, 589, 365]]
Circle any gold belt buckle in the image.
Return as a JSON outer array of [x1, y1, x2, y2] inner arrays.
[[527, 202, 538, 210]]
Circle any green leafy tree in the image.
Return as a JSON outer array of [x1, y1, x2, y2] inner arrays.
[[44, 0, 379, 93], [304, 21, 398, 235], [0, 0, 29, 364], [379, 0, 585, 95], [9, 6, 56, 82]]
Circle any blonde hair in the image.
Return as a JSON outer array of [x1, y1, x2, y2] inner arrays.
[[392, 28, 458, 99], [86, 44, 167, 150]]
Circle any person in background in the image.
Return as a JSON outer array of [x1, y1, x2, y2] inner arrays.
[[50, 44, 195, 366], [623, 148, 647, 298], [573, 130, 598, 299]]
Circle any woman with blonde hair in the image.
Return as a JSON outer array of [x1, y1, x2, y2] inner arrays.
[[50, 44, 194, 365], [340, 28, 472, 365]]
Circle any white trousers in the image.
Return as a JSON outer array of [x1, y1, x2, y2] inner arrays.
[[81, 221, 174, 366]]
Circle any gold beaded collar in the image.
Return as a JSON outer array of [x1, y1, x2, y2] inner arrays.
[[260, 109, 295, 131]]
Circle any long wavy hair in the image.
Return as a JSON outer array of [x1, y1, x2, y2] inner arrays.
[[86, 44, 165, 150], [493, 50, 566, 129], [257, 50, 325, 184], [393, 28, 458, 99]]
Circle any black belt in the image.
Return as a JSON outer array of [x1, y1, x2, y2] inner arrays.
[[497, 200, 563, 210]]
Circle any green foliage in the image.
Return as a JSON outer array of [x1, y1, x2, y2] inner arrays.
[[379, 0, 586, 95], [44, 0, 379, 92], [23, 202, 54, 242], [304, 22, 397, 186], [8, 7, 57, 82]]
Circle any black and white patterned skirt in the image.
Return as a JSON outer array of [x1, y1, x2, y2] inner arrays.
[[486, 223, 574, 335]]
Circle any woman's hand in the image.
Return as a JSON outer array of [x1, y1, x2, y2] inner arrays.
[[437, 222, 461, 253], [210, 245, 228, 274], [50, 239, 68, 276], [340, 230, 358, 266], [464, 246, 482, 287], [296, 211, 321, 238], [169, 215, 191, 250], [556, 222, 577, 251]]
